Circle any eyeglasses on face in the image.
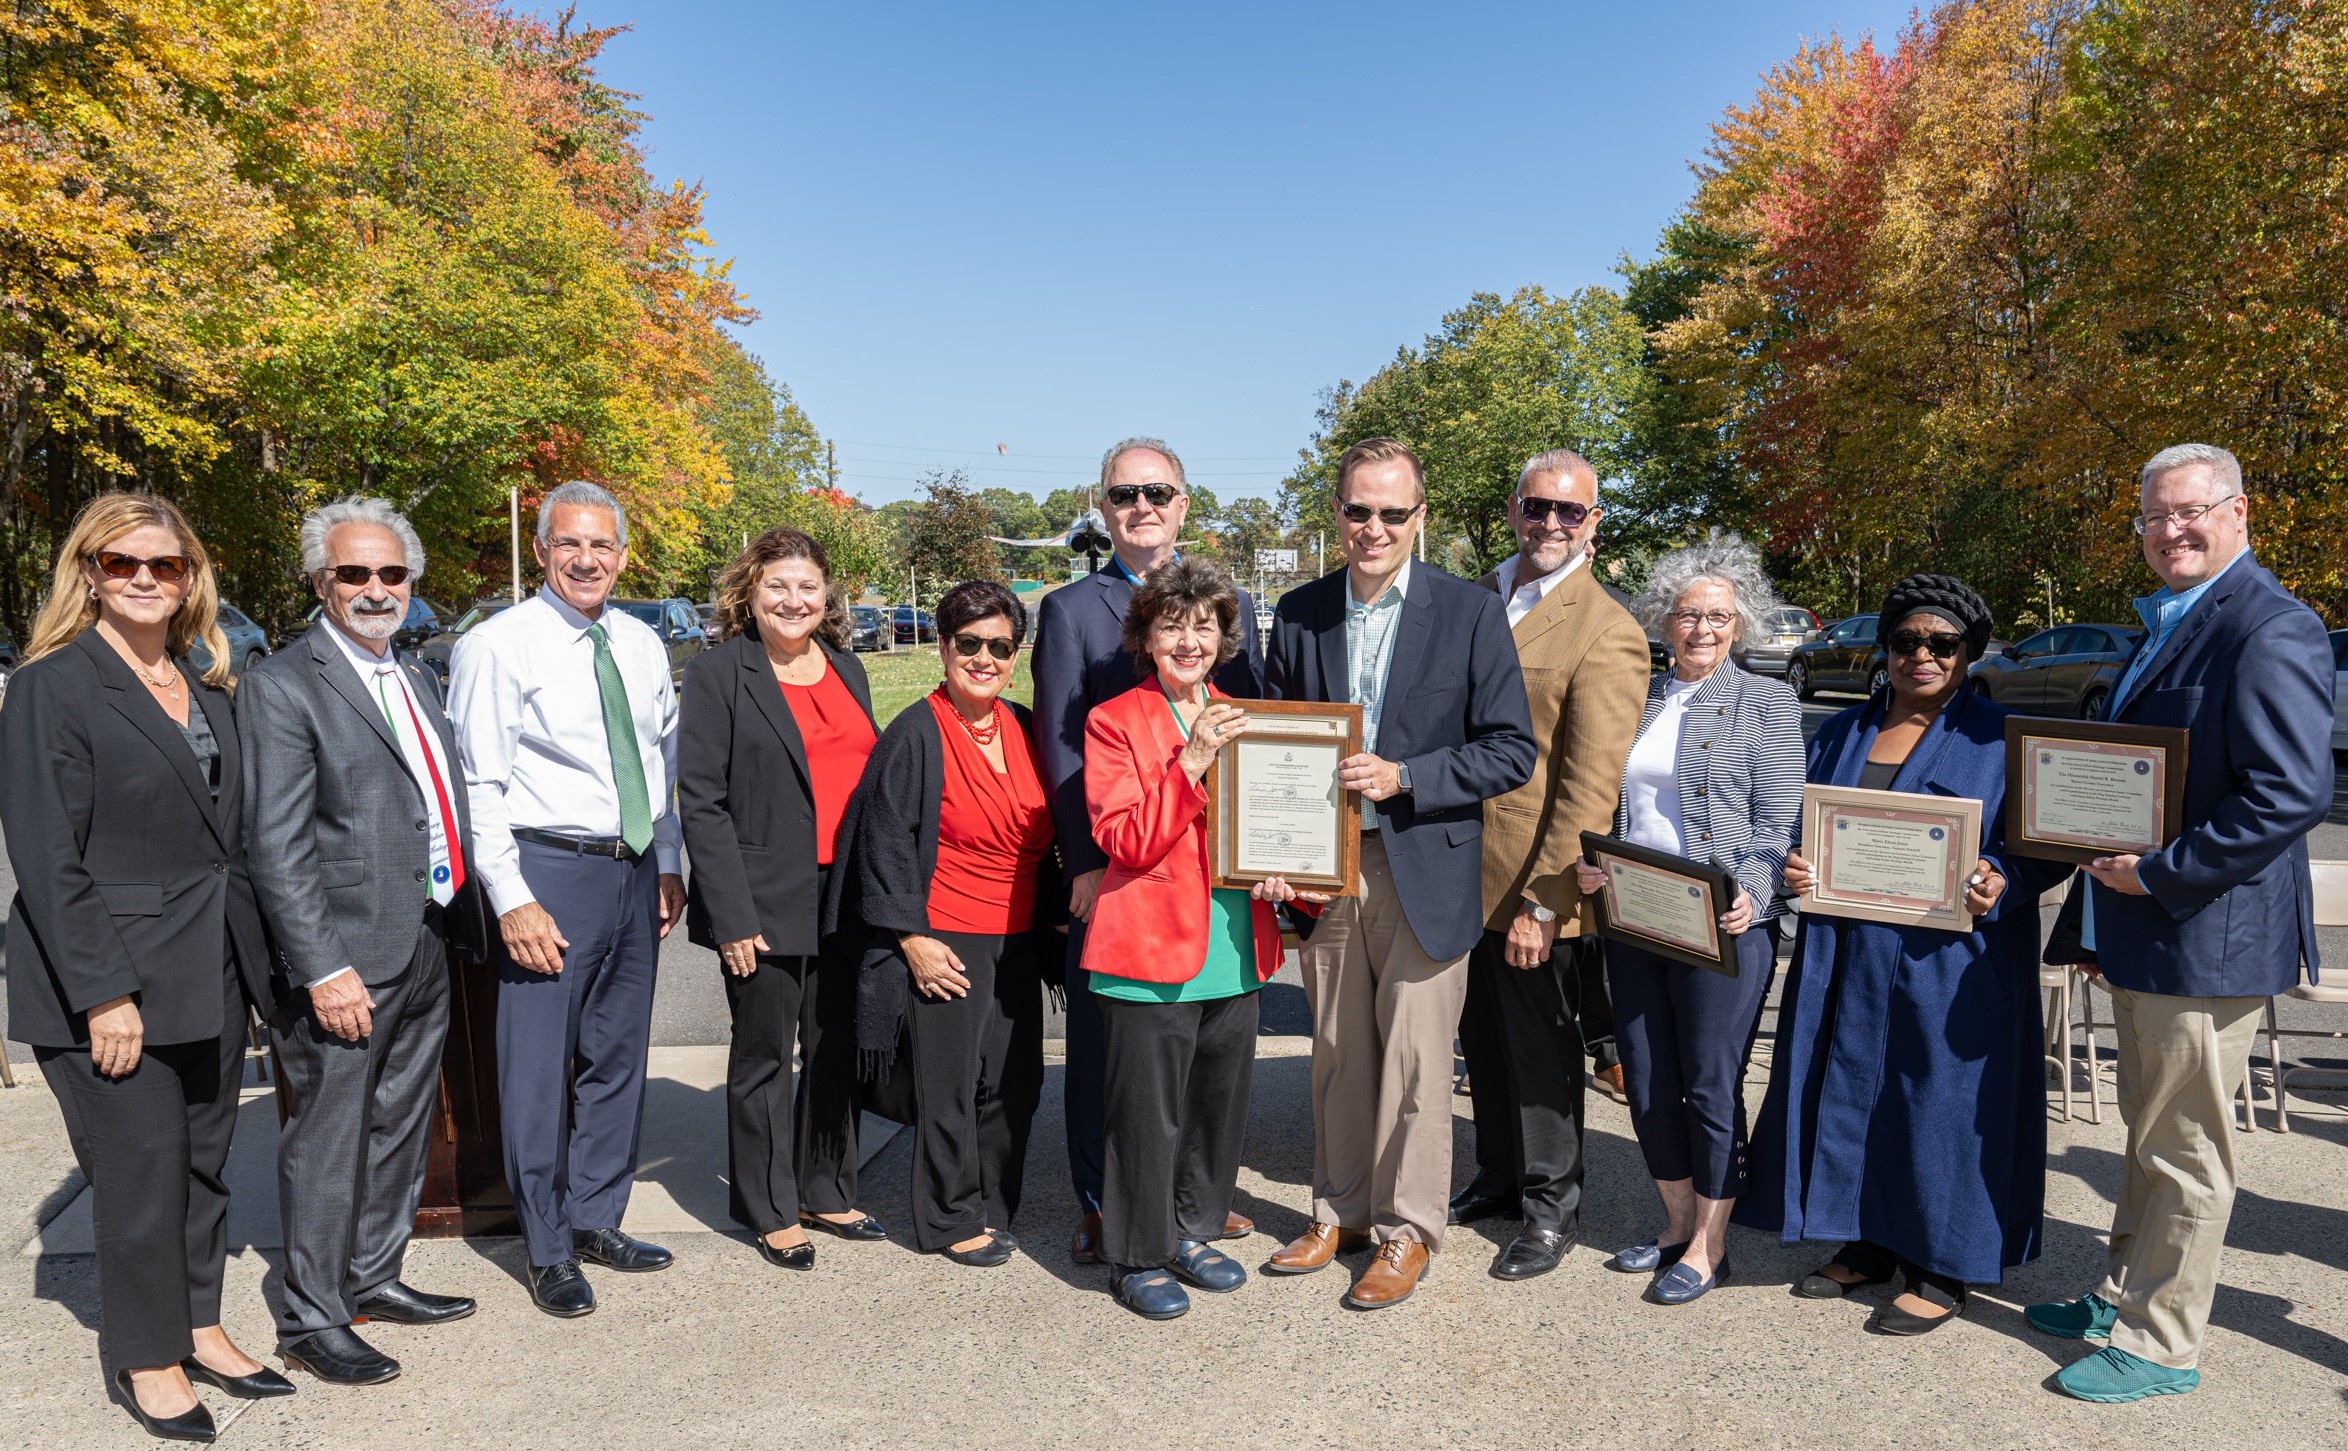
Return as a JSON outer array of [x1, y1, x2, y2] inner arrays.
[[92, 551, 191, 583], [1104, 483, 1180, 508], [1517, 497, 1593, 527], [325, 564, 411, 586], [1337, 501, 1421, 527], [1887, 630, 1965, 660], [2130, 493, 2240, 536], [1670, 610, 1736, 631], [950, 633, 1016, 661]]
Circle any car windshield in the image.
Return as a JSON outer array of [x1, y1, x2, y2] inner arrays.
[[1763, 609, 1811, 634], [614, 601, 665, 629], [853, 607, 879, 623]]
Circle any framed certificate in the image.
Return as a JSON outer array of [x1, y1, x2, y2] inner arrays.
[[1203, 700, 1363, 896], [2003, 718, 2187, 864], [1800, 783, 1981, 932], [1579, 832, 1739, 975]]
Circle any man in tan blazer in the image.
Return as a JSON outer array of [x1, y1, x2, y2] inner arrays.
[[1452, 448, 1650, 1281]]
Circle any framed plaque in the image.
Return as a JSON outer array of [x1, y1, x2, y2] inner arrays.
[[1799, 783, 1981, 932], [2003, 718, 2187, 865], [1202, 700, 1363, 896], [1579, 832, 1739, 975]]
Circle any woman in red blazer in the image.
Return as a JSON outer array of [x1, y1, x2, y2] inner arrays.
[[1080, 557, 1305, 1320]]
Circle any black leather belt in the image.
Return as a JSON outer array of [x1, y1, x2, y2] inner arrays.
[[513, 826, 643, 862]]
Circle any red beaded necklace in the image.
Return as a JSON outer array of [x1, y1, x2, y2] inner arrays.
[[951, 698, 1001, 746]]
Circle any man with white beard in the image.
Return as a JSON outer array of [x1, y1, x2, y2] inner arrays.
[[238, 497, 481, 1384]]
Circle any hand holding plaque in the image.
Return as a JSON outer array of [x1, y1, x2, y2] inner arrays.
[[1202, 701, 1363, 896], [2002, 718, 2186, 864], [1798, 783, 1981, 932]]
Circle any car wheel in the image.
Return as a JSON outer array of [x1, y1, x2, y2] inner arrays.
[[242, 649, 264, 675], [1788, 661, 1812, 700], [2080, 687, 2108, 721], [1868, 666, 1888, 697]]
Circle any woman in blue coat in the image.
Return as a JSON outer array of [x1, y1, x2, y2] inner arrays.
[[1740, 575, 2060, 1335]]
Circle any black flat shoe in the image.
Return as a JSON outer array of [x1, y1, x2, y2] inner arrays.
[[1446, 1187, 1516, 1226], [1490, 1227, 1573, 1281], [354, 1279, 477, 1326], [574, 1227, 673, 1272], [527, 1259, 596, 1317], [801, 1212, 888, 1242], [757, 1236, 816, 1270], [940, 1230, 1016, 1267], [179, 1357, 296, 1399], [1874, 1283, 1968, 1336], [280, 1326, 400, 1386], [1795, 1251, 1895, 1300], [114, 1370, 215, 1443]]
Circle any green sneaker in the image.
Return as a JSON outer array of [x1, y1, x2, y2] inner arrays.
[[2054, 1347, 2201, 1403], [2025, 1292, 2117, 1340]]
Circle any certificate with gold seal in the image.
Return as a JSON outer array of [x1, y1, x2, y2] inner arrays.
[[2003, 718, 2186, 865], [1800, 784, 1980, 932], [1203, 700, 1362, 896], [1579, 833, 1739, 975]]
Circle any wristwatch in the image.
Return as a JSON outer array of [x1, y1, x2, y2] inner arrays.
[[1520, 898, 1556, 924], [1395, 760, 1413, 793]]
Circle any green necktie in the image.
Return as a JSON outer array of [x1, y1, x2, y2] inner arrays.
[[587, 622, 655, 855]]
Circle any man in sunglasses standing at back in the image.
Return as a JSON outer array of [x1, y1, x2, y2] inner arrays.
[[238, 497, 481, 1383], [1032, 436, 1262, 1266], [1262, 437, 1534, 1307]]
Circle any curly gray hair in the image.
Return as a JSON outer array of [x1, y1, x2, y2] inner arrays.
[[1633, 531, 1783, 640], [299, 496, 425, 579]]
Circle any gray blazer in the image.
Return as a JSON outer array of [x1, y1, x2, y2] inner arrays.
[[1611, 662, 1806, 922], [238, 621, 475, 992]]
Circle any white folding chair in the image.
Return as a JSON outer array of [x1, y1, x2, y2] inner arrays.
[[2255, 860, 2348, 1133]]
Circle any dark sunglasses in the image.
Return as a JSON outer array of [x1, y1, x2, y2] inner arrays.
[[325, 564, 411, 586], [951, 633, 1016, 661], [1337, 501, 1421, 527], [1516, 497, 1592, 527], [1104, 483, 1180, 508], [1887, 630, 1965, 660], [92, 551, 191, 583]]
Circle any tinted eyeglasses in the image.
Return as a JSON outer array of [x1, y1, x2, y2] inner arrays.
[[950, 633, 1016, 661], [92, 551, 191, 583], [1337, 501, 1421, 527], [1104, 483, 1180, 508], [1517, 497, 1592, 528], [1887, 630, 1965, 660], [325, 564, 411, 586]]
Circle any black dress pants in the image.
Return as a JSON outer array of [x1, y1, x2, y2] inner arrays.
[[1608, 927, 1776, 1199], [1458, 931, 1590, 1233], [724, 925, 863, 1235], [38, 961, 244, 1372], [901, 930, 1044, 1252], [1097, 989, 1258, 1269]]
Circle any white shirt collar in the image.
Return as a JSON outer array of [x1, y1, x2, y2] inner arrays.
[[1349, 556, 1412, 610], [323, 614, 402, 676], [1498, 549, 1587, 602]]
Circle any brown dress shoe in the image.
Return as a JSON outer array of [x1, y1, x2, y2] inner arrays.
[[1346, 1240, 1430, 1309], [1265, 1221, 1371, 1275], [1070, 1212, 1104, 1265], [1221, 1211, 1255, 1240], [1592, 1063, 1628, 1104]]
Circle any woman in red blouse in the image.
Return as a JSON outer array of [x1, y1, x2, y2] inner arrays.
[[679, 528, 884, 1271], [836, 580, 1056, 1267]]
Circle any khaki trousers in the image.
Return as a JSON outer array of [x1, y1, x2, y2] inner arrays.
[[1299, 832, 1472, 1247], [2094, 983, 2266, 1369]]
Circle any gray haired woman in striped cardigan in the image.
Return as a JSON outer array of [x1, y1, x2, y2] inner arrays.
[[1573, 533, 1805, 1306]]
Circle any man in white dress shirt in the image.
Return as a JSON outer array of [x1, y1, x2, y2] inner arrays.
[[448, 481, 687, 1317]]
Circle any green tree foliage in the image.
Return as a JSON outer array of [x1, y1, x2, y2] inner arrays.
[[903, 469, 1002, 606]]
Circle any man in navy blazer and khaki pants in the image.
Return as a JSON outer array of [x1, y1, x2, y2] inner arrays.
[[1261, 438, 1534, 1308], [2028, 443, 2334, 1403]]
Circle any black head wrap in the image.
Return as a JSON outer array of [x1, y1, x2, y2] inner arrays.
[[1877, 573, 1993, 662]]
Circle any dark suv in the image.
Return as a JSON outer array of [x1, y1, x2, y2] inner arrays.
[[610, 597, 710, 686]]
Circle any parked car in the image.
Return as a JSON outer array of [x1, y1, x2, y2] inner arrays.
[[2331, 629, 2347, 757], [186, 602, 271, 679], [0, 623, 16, 705], [1970, 623, 2145, 719], [1738, 606, 1823, 678], [698, 601, 720, 645], [611, 596, 711, 686], [1787, 613, 1879, 700], [849, 605, 886, 652], [417, 598, 517, 685], [891, 605, 937, 645]]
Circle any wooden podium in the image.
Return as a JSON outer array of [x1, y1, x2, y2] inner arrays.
[[414, 891, 518, 1237]]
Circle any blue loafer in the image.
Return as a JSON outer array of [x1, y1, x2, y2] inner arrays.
[[2053, 1347, 2199, 1402], [1168, 1238, 1248, 1293], [2025, 1292, 2117, 1341], [1648, 1258, 1729, 1305], [1605, 1241, 1689, 1275], [1112, 1266, 1191, 1320]]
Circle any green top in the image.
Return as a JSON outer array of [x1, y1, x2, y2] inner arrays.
[[1090, 682, 1262, 1005]]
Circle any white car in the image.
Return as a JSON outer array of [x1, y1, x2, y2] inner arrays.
[[2332, 629, 2347, 756]]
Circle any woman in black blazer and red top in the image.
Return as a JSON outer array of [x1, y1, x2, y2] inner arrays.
[[680, 527, 884, 1270], [0, 493, 291, 1441]]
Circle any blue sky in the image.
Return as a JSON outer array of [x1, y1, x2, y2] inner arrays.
[[578, 2, 1919, 509]]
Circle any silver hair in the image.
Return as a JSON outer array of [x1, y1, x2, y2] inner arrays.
[[1633, 530, 1783, 640], [1518, 448, 1597, 493], [537, 480, 629, 548], [2140, 442, 2244, 498], [299, 496, 425, 579], [1097, 436, 1187, 489]]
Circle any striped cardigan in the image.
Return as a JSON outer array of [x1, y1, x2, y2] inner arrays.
[[1609, 662, 1806, 922]]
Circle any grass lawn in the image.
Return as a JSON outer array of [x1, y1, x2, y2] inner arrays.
[[858, 645, 1034, 727]]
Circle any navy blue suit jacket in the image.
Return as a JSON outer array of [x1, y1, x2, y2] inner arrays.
[[1264, 566, 1535, 963], [1032, 565, 1261, 879], [2092, 553, 2332, 998]]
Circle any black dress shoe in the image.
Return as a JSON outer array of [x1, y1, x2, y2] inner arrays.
[[1446, 1188, 1517, 1226], [527, 1259, 597, 1317], [757, 1235, 816, 1270], [574, 1227, 674, 1272], [179, 1356, 296, 1399], [940, 1230, 1016, 1267], [800, 1212, 888, 1242], [114, 1370, 216, 1443], [281, 1326, 402, 1385], [1490, 1227, 1573, 1281], [354, 1280, 477, 1326]]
